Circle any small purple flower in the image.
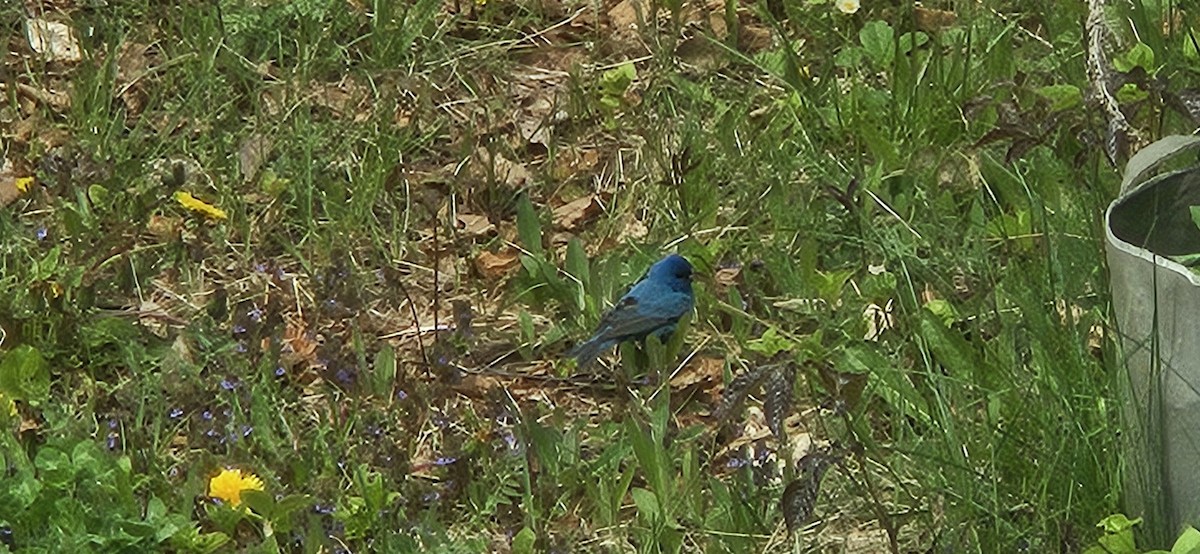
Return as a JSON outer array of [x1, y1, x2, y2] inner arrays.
[[396, 389, 408, 400], [205, 428, 219, 438], [235, 342, 247, 353], [248, 307, 263, 322], [275, 366, 286, 377], [254, 262, 268, 273], [35, 227, 48, 241], [422, 491, 440, 503], [220, 378, 238, 391], [106, 433, 119, 450], [726, 457, 748, 469], [169, 407, 184, 419], [335, 369, 354, 385], [433, 456, 457, 466], [502, 431, 518, 451], [107, 418, 119, 429], [241, 425, 253, 437], [201, 410, 213, 421], [233, 324, 247, 335]]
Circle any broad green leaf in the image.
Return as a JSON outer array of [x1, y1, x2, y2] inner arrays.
[[515, 194, 543, 258], [1114, 42, 1154, 72], [1098, 513, 1142, 533], [241, 489, 275, 518], [630, 487, 660, 523], [0, 345, 51, 405], [745, 327, 794, 356], [1172, 526, 1200, 554], [372, 345, 396, 398], [511, 527, 536, 554], [860, 20, 895, 66], [1037, 84, 1083, 111]]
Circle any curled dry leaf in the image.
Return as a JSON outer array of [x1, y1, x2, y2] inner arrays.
[[914, 6, 957, 33], [26, 18, 82, 63], [862, 299, 894, 341], [475, 249, 521, 281], [552, 195, 600, 230], [455, 213, 495, 238], [714, 266, 741, 291]]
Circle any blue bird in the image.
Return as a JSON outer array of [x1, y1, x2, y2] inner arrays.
[[570, 254, 695, 367]]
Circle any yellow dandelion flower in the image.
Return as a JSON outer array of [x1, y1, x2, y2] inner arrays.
[[174, 191, 228, 220], [835, 0, 860, 14], [208, 468, 264, 507], [15, 177, 35, 193]]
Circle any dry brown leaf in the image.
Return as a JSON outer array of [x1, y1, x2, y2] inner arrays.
[[147, 214, 182, 242], [914, 6, 957, 33], [455, 213, 495, 238], [14, 83, 71, 112], [552, 195, 600, 230], [475, 250, 521, 281], [26, 18, 81, 63], [670, 355, 725, 389], [739, 24, 773, 53], [452, 373, 502, 399], [714, 266, 741, 291], [708, 11, 728, 40], [0, 161, 34, 208], [238, 133, 273, 183], [115, 41, 157, 117], [476, 148, 532, 188]]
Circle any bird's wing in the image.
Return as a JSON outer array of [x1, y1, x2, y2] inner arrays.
[[591, 295, 678, 341]]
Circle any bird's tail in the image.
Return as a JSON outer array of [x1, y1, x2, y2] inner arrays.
[[568, 337, 615, 368]]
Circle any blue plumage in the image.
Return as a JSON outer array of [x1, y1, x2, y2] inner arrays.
[[570, 254, 695, 367]]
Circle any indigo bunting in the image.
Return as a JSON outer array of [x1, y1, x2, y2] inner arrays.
[[570, 254, 695, 367]]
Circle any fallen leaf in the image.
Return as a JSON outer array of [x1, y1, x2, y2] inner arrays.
[[238, 133, 273, 183], [862, 300, 894, 341], [739, 24, 773, 53], [0, 161, 34, 208], [914, 7, 957, 33], [475, 249, 520, 280], [26, 18, 82, 63], [455, 213, 495, 238], [669, 355, 725, 389], [115, 42, 158, 117], [552, 195, 600, 230], [714, 266, 741, 291], [147, 214, 182, 242], [492, 151, 532, 188]]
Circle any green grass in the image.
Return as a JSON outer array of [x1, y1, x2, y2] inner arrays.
[[1, 0, 1197, 552]]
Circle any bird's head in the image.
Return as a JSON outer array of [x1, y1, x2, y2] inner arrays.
[[648, 254, 693, 283]]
